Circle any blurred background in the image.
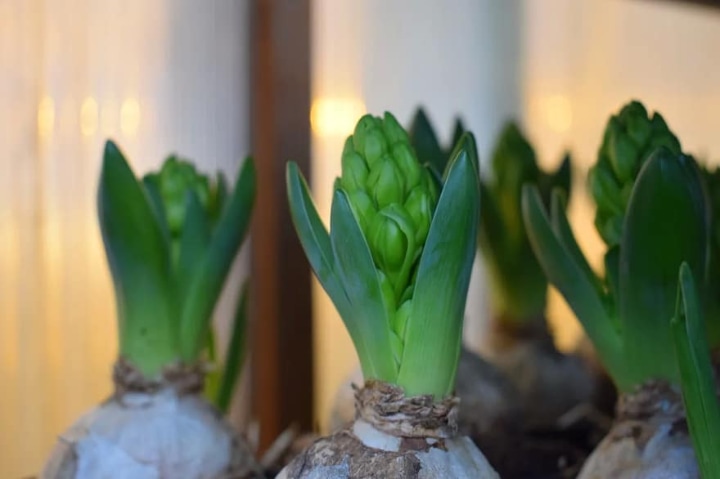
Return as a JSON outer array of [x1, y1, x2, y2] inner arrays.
[[1, 0, 719, 476]]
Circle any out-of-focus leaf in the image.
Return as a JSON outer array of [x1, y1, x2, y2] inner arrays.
[[620, 149, 708, 387], [99, 140, 176, 377], [523, 185, 622, 380], [672, 262, 720, 478], [179, 158, 256, 360]]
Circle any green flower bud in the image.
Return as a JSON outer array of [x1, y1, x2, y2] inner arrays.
[[347, 190, 376, 234], [393, 142, 422, 191], [341, 149, 369, 193], [362, 127, 389, 168], [366, 156, 404, 208], [352, 115, 379, 155], [381, 111, 409, 145], [595, 210, 623, 247], [625, 106, 652, 147], [339, 112, 440, 332], [592, 101, 683, 246], [608, 126, 639, 183], [404, 186, 434, 245], [589, 164, 625, 216], [370, 211, 409, 276], [158, 156, 211, 236]]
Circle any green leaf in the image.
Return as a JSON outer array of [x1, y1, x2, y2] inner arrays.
[[214, 281, 250, 414], [478, 182, 506, 260], [550, 190, 604, 295], [99, 140, 176, 377], [330, 188, 398, 382], [553, 152, 572, 196], [176, 190, 211, 306], [179, 158, 256, 360], [210, 171, 229, 224], [449, 118, 466, 152], [672, 262, 720, 478], [286, 162, 349, 314], [397, 133, 480, 398], [408, 108, 447, 176], [619, 149, 708, 388], [603, 246, 622, 333], [522, 185, 622, 380], [141, 174, 171, 244]]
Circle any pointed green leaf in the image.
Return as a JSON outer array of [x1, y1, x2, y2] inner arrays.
[[397, 133, 480, 398], [522, 185, 621, 378], [141, 174, 171, 244], [620, 149, 708, 387], [176, 190, 211, 304], [99, 140, 176, 377], [214, 281, 250, 414], [603, 246, 622, 334], [672, 263, 720, 478], [552, 152, 572, 196], [449, 118, 466, 152], [478, 181, 506, 259], [179, 158, 256, 360], [408, 108, 447, 176], [550, 190, 604, 295], [286, 162, 349, 313], [330, 188, 397, 382], [210, 171, 229, 225]]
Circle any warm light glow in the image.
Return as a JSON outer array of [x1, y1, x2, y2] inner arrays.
[[80, 97, 99, 137], [120, 98, 141, 137], [101, 100, 118, 135], [37, 97, 55, 139], [540, 94, 573, 133], [310, 97, 366, 137]]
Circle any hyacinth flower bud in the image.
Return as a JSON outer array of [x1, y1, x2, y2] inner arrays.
[[157, 156, 212, 237], [404, 186, 434, 245], [393, 142, 423, 191], [370, 209, 411, 286], [366, 155, 405, 209], [347, 190, 377, 234], [336, 111, 440, 366], [341, 139, 370, 193], [592, 100, 683, 246]]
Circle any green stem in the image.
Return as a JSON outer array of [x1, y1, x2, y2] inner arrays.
[[214, 282, 249, 414]]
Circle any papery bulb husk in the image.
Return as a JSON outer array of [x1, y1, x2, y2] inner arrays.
[[42, 359, 258, 479], [329, 346, 521, 437], [282, 380, 499, 479], [482, 316, 613, 430], [577, 380, 699, 479]]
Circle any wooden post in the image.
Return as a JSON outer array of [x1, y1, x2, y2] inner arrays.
[[249, 0, 314, 451]]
